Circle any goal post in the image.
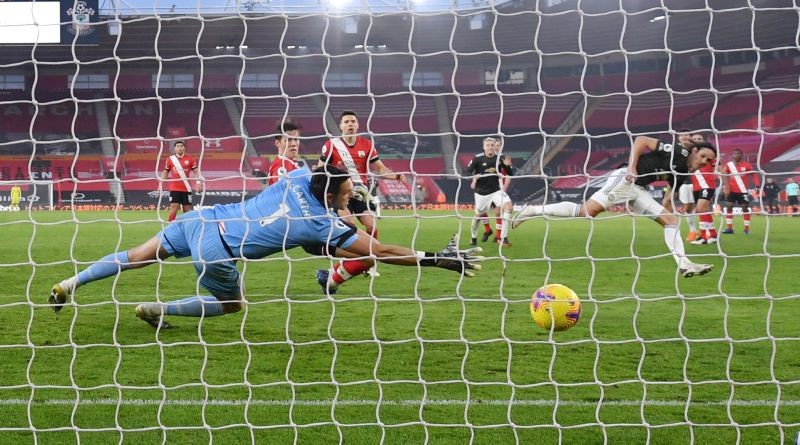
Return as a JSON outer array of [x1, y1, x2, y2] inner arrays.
[[0, 180, 54, 211]]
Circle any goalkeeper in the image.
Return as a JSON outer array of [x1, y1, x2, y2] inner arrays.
[[49, 165, 481, 329]]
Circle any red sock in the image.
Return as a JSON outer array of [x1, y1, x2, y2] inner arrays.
[[699, 213, 713, 239], [330, 260, 369, 287], [743, 212, 751, 230], [725, 208, 733, 230], [495, 218, 503, 239], [483, 223, 492, 234], [168, 212, 177, 222]]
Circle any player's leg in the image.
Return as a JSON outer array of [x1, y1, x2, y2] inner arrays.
[[723, 200, 735, 233], [679, 185, 698, 241], [634, 194, 712, 277], [741, 200, 751, 234], [497, 196, 513, 247], [318, 245, 375, 295], [471, 193, 489, 246], [481, 211, 493, 241], [512, 169, 635, 227], [492, 205, 502, 243], [692, 198, 717, 245], [135, 213, 242, 328], [168, 203, 181, 222], [49, 235, 172, 313]]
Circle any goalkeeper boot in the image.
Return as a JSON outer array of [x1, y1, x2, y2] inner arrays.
[[135, 303, 173, 330], [316, 269, 337, 296], [481, 229, 493, 243], [680, 262, 714, 278], [48, 283, 71, 313]]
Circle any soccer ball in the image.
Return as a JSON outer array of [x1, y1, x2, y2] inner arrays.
[[530, 284, 582, 331]]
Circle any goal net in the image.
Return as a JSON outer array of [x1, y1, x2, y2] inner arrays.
[[1, 0, 799, 443]]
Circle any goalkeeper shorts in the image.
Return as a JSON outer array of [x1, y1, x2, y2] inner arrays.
[[157, 209, 242, 300]]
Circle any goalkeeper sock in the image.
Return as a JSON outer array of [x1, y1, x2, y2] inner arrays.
[[663, 224, 688, 267], [164, 296, 225, 317], [329, 260, 368, 290], [74, 251, 131, 288]]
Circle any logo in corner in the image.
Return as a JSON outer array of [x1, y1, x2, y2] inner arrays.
[[67, 1, 96, 36]]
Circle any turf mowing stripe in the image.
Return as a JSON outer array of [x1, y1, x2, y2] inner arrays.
[[0, 399, 796, 407]]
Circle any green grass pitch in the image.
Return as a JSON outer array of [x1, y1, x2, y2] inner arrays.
[[0, 209, 799, 444]]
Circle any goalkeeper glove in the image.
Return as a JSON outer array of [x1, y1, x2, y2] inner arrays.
[[352, 184, 369, 202], [419, 235, 484, 277]]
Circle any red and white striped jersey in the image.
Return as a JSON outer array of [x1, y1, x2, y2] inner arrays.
[[691, 164, 718, 191], [163, 154, 197, 192], [723, 160, 759, 193], [320, 136, 379, 186], [267, 156, 300, 186]]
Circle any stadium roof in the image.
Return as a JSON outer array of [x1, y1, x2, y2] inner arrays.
[[98, 0, 509, 16]]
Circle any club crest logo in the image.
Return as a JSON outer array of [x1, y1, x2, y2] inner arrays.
[[66, 1, 96, 36]]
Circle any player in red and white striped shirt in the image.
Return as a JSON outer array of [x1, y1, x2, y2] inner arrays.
[[689, 133, 719, 244], [721, 149, 760, 234], [316, 110, 406, 280], [267, 118, 303, 186], [160, 141, 200, 222]]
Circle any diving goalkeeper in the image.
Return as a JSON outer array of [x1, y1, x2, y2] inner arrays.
[[49, 165, 482, 329]]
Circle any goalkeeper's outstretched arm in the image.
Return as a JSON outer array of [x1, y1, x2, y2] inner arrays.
[[338, 232, 483, 277]]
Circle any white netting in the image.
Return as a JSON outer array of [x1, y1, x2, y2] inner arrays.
[[1, 0, 799, 443]]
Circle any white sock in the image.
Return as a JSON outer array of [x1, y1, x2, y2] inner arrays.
[[501, 210, 511, 239], [60, 276, 79, 294], [470, 218, 479, 239], [687, 214, 697, 232], [541, 202, 581, 217], [663, 224, 689, 267]]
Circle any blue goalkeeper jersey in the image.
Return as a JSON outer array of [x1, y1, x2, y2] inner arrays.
[[213, 168, 358, 259]]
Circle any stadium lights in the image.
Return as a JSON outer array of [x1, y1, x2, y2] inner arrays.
[[378, 44, 387, 49], [298, 45, 307, 49], [287, 45, 296, 49], [649, 15, 665, 23], [354, 44, 364, 49], [240, 45, 248, 49], [215, 45, 225, 50]]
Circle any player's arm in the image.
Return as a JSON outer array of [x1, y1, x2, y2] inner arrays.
[[337, 232, 483, 277], [370, 159, 406, 182], [159, 165, 170, 189], [190, 164, 202, 191], [627, 136, 660, 182], [317, 142, 333, 169], [466, 158, 478, 189], [500, 157, 513, 192]]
